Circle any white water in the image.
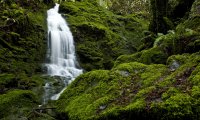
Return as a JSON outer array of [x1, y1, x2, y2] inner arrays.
[[44, 3, 82, 103]]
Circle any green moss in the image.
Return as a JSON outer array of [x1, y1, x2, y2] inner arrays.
[[58, 1, 149, 70], [0, 90, 38, 118], [56, 49, 200, 119], [113, 62, 146, 73], [0, 1, 48, 74], [191, 86, 200, 99], [114, 47, 168, 66], [114, 52, 142, 67], [134, 86, 156, 100], [56, 62, 170, 119], [161, 87, 181, 100], [0, 72, 48, 103], [140, 64, 167, 87], [167, 54, 190, 66], [0, 73, 16, 93], [140, 47, 168, 64], [125, 98, 146, 112], [160, 93, 194, 119], [189, 64, 200, 86], [191, 85, 200, 120]]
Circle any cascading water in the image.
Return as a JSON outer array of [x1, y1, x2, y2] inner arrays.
[[43, 3, 82, 104]]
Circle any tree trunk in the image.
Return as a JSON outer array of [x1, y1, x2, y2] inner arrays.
[[149, 0, 169, 34]]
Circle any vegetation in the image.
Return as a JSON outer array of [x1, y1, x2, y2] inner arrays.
[[59, 1, 149, 70], [56, 0, 200, 119], [0, 0, 200, 120], [57, 52, 200, 119]]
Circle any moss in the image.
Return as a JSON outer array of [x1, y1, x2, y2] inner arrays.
[[113, 62, 147, 73], [58, 1, 149, 70], [161, 87, 181, 100], [125, 98, 146, 112], [0, 73, 16, 93], [140, 64, 167, 87], [114, 47, 168, 66], [191, 86, 200, 99], [56, 62, 170, 119], [140, 47, 168, 64], [167, 54, 190, 66], [0, 72, 49, 103], [191, 85, 200, 120], [177, 17, 200, 33], [149, 26, 200, 59], [159, 93, 194, 119], [189, 64, 200, 86], [56, 49, 200, 119], [0, 1, 48, 74], [114, 52, 142, 67], [134, 86, 156, 100], [0, 90, 38, 118]]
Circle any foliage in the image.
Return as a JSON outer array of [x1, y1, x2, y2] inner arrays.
[[0, 1, 56, 119], [149, 0, 195, 34], [109, 0, 150, 15], [56, 50, 200, 119], [0, 90, 37, 119], [0, 1, 51, 75], [114, 47, 168, 66], [1, 0, 200, 120], [59, 1, 149, 70]]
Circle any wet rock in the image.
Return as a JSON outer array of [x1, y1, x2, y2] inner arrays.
[[170, 60, 180, 71]]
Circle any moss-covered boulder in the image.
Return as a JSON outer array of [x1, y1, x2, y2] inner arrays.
[[114, 47, 168, 66], [0, 90, 37, 119], [58, 1, 149, 70], [0, 89, 57, 120], [56, 51, 200, 119], [115, 24, 200, 66]]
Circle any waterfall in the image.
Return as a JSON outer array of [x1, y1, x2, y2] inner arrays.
[[44, 3, 82, 103]]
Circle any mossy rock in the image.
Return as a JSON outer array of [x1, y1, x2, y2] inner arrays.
[[114, 47, 168, 66], [0, 89, 56, 120], [151, 93, 195, 120], [56, 62, 168, 119], [56, 50, 200, 119], [0, 73, 53, 104], [0, 90, 38, 119], [117, 26, 200, 67], [58, 1, 149, 70], [0, 0, 54, 75]]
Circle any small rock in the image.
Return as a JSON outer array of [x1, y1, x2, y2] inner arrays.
[[99, 105, 107, 110], [119, 71, 130, 77], [170, 60, 180, 71]]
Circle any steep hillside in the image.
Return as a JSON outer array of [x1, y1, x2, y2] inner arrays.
[[59, 1, 149, 70], [0, 0, 55, 119], [56, 0, 200, 119]]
